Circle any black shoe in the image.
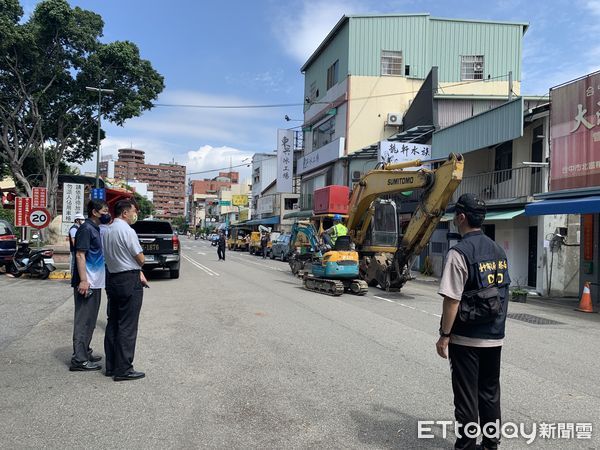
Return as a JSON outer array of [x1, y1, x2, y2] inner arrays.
[[113, 370, 145, 381], [104, 370, 113, 377], [69, 361, 101, 371], [89, 354, 102, 363]]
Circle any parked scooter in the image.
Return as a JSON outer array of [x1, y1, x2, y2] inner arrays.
[[7, 241, 56, 279]]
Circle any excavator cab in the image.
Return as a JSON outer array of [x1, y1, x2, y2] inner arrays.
[[369, 200, 398, 248]]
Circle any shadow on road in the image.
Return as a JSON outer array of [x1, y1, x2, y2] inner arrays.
[[350, 404, 450, 449]]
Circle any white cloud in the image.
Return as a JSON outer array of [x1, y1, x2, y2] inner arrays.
[[186, 145, 255, 180], [276, 0, 376, 64]]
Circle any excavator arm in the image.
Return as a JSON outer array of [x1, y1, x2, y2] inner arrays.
[[347, 153, 464, 290]]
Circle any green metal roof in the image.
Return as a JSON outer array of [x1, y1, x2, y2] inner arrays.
[[432, 97, 523, 158]]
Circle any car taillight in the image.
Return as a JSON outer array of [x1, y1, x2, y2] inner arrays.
[[42, 250, 53, 257], [0, 235, 16, 241], [172, 234, 179, 251]]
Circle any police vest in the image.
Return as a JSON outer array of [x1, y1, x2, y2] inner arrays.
[[451, 230, 511, 340]]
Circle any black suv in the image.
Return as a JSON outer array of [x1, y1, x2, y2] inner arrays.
[[0, 219, 17, 271], [131, 220, 181, 279]]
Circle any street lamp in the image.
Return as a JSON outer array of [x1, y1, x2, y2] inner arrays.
[[86, 86, 114, 188]]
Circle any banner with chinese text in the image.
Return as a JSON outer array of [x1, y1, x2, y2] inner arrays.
[[277, 129, 294, 193], [378, 141, 431, 167], [550, 71, 600, 191], [61, 183, 84, 235]]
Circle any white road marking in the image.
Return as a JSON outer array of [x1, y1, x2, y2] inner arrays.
[[373, 296, 441, 318], [183, 255, 220, 276], [197, 252, 206, 255], [228, 254, 289, 272]]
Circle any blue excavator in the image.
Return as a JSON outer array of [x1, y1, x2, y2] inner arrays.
[[288, 222, 368, 296]]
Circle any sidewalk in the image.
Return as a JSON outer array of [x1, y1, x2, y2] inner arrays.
[[410, 272, 600, 323]]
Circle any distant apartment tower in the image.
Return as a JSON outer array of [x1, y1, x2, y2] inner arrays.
[[113, 148, 186, 220]]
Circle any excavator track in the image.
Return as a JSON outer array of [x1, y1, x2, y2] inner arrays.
[[347, 279, 369, 296], [303, 274, 345, 296]]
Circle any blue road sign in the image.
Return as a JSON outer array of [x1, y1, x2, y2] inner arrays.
[[91, 188, 106, 201]]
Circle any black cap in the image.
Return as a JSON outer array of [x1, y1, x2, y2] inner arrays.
[[449, 193, 486, 215]]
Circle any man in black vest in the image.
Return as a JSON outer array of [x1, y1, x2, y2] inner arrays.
[[436, 193, 510, 450]]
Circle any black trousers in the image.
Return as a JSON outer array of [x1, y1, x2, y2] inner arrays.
[[72, 288, 101, 364], [217, 246, 225, 260], [448, 344, 502, 450], [104, 270, 144, 376]]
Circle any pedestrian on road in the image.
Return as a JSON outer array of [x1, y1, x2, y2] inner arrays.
[[436, 193, 511, 450], [70, 200, 110, 372], [260, 231, 269, 259], [217, 231, 226, 261], [68, 213, 86, 275], [102, 199, 149, 382]]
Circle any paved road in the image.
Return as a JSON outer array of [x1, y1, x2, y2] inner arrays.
[[0, 239, 599, 448]]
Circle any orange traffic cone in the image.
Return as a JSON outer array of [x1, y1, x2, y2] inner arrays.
[[576, 282, 595, 313]]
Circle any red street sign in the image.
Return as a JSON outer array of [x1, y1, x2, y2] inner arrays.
[[28, 207, 52, 229], [15, 197, 32, 227], [32, 187, 47, 208]]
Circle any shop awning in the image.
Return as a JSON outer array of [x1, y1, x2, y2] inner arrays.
[[283, 210, 313, 219], [525, 196, 600, 215], [441, 209, 524, 222], [244, 216, 280, 226]]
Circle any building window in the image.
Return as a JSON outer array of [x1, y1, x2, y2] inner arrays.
[[326, 60, 339, 90], [312, 116, 336, 150], [381, 50, 403, 76], [461, 55, 484, 80], [284, 198, 298, 210]]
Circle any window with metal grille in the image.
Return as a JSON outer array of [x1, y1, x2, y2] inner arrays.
[[461, 55, 484, 80], [327, 60, 339, 90], [381, 50, 403, 76]]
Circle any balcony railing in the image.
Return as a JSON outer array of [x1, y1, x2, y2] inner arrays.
[[454, 166, 548, 203]]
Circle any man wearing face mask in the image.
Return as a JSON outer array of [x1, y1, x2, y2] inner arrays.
[[102, 199, 148, 381], [69, 200, 111, 371], [436, 194, 511, 450]]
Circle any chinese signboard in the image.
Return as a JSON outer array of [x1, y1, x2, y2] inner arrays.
[[277, 129, 294, 193], [378, 141, 431, 164], [232, 195, 249, 207], [550, 71, 600, 191], [91, 188, 106, 201], [61, 182, 84, 235], [15, 197, 32, 227], [32, 187, 47, 208], [297, 137, 345, 175]]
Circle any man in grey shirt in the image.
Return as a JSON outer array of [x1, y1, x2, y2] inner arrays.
[[102, 199, 148, 381]]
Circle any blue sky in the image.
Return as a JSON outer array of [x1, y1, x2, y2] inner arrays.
[[25, 0, 600, 180]]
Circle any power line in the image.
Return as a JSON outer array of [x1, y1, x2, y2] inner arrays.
[[153, 74, 510, 110]]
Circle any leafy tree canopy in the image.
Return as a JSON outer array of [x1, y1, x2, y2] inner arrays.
[[0, 0, 164, 215]]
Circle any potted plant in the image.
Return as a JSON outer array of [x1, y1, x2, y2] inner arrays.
[[511, 284, 528, 303]]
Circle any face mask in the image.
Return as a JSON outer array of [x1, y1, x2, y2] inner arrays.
[[99, 213, 112, 224], [130, 213, 138, 225]]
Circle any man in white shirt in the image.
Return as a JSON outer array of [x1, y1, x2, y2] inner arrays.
[[102, 199, 148, 381]]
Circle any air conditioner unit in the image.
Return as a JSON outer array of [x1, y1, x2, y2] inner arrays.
[[387, 113, 402, 126]]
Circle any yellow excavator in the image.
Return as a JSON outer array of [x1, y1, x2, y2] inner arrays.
[[347, 153, 464, 291]]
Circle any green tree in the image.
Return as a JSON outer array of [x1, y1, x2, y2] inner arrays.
[[133, 192, 154, 220], [0, 0, 164, 216], [171, 216, 188, 233]]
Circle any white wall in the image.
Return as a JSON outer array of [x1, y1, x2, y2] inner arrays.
[[493, 217, 529, 287]]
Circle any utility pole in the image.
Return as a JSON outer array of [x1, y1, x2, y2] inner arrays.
[[508, 71, 513, 101], [86, 86, 114, 188]]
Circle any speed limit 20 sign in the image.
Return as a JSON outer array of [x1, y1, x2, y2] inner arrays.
[[28, 207, 52, 229]]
